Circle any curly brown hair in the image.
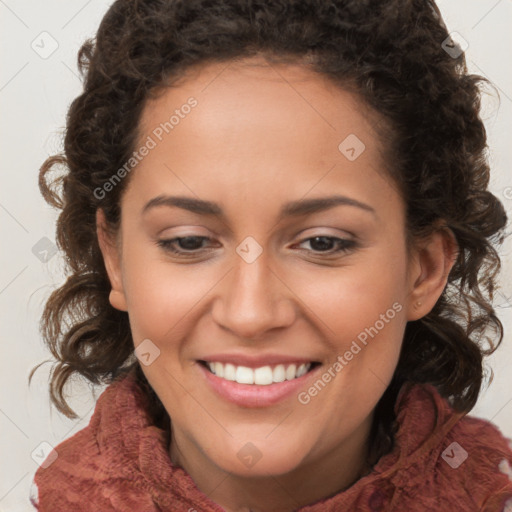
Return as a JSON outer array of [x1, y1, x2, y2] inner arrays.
[[30, 0, 508, 468]]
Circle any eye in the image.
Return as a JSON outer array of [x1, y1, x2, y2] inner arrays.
[[156, 235, 357, 258], [157, 236, 215, 256], [296, 236, 357, 254]]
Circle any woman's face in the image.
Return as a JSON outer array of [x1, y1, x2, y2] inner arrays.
[[98, 57, 442, 481]]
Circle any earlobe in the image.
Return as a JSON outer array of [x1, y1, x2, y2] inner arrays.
[[96, 209, 128, 312], [406, 226, 458, 321], [109, 289, 128, 312]]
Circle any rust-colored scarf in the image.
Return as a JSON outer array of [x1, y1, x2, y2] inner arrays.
[[32, 371, 512, 511]]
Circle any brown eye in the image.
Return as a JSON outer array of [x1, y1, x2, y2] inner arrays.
[[157, 236, 212, 255], [297, 236, 356, 254]]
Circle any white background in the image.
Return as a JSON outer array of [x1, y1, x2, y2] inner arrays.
[[1, 1, 511, 510]]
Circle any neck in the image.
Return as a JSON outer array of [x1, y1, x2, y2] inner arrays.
[[169, 413, 374, 512]]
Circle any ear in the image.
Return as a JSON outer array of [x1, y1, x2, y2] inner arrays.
[[96, 209, 128, 312], [405, 225, 458, 321]]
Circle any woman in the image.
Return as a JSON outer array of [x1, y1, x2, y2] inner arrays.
[[31, 0, 512, 510]]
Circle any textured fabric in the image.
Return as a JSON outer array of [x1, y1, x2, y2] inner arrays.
[[32, 370, 512, 511]]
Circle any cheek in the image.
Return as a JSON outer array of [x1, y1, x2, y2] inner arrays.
[[296, 241, 409, 387], [292, 255, 407, 431], [120, 243, 213, 342], [303, 249, 407, 339]]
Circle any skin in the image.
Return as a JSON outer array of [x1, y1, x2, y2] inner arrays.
[[97, 56, 457, 512]]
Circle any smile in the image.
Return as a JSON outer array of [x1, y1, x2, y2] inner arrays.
[[197, 359, 322, 407], [204, 361, 313, 385]]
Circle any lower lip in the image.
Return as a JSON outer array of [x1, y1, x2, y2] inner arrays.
[[197, 362, 321, 408]]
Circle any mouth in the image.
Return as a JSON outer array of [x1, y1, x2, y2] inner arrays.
[[196, 359, 322, 407], [198, 360, 321, 385]]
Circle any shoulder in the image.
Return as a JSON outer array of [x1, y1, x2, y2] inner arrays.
[[389, 382, 512, 511], [32, 371, 161, 511], [442, 413, 512, 511], [32, 393, 111, 509]]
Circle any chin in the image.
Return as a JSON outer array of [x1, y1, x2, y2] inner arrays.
[[208, 437, 309, 478]]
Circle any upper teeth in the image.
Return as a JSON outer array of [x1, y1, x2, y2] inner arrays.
[[206, 362, 312, 385]]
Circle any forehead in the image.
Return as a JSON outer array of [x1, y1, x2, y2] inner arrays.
[[128, 57, 400, 222], [140, 56, 382, 155]]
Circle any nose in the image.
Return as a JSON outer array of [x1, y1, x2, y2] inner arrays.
[[211, 250, 296, 340]]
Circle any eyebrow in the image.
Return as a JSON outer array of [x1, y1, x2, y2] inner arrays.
[[142, 194, 376, 220]]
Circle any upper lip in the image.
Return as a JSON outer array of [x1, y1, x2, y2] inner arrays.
[[198, 353, 320, 368]]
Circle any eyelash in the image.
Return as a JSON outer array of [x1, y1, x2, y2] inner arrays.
[[156, 235, 357, 257]]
